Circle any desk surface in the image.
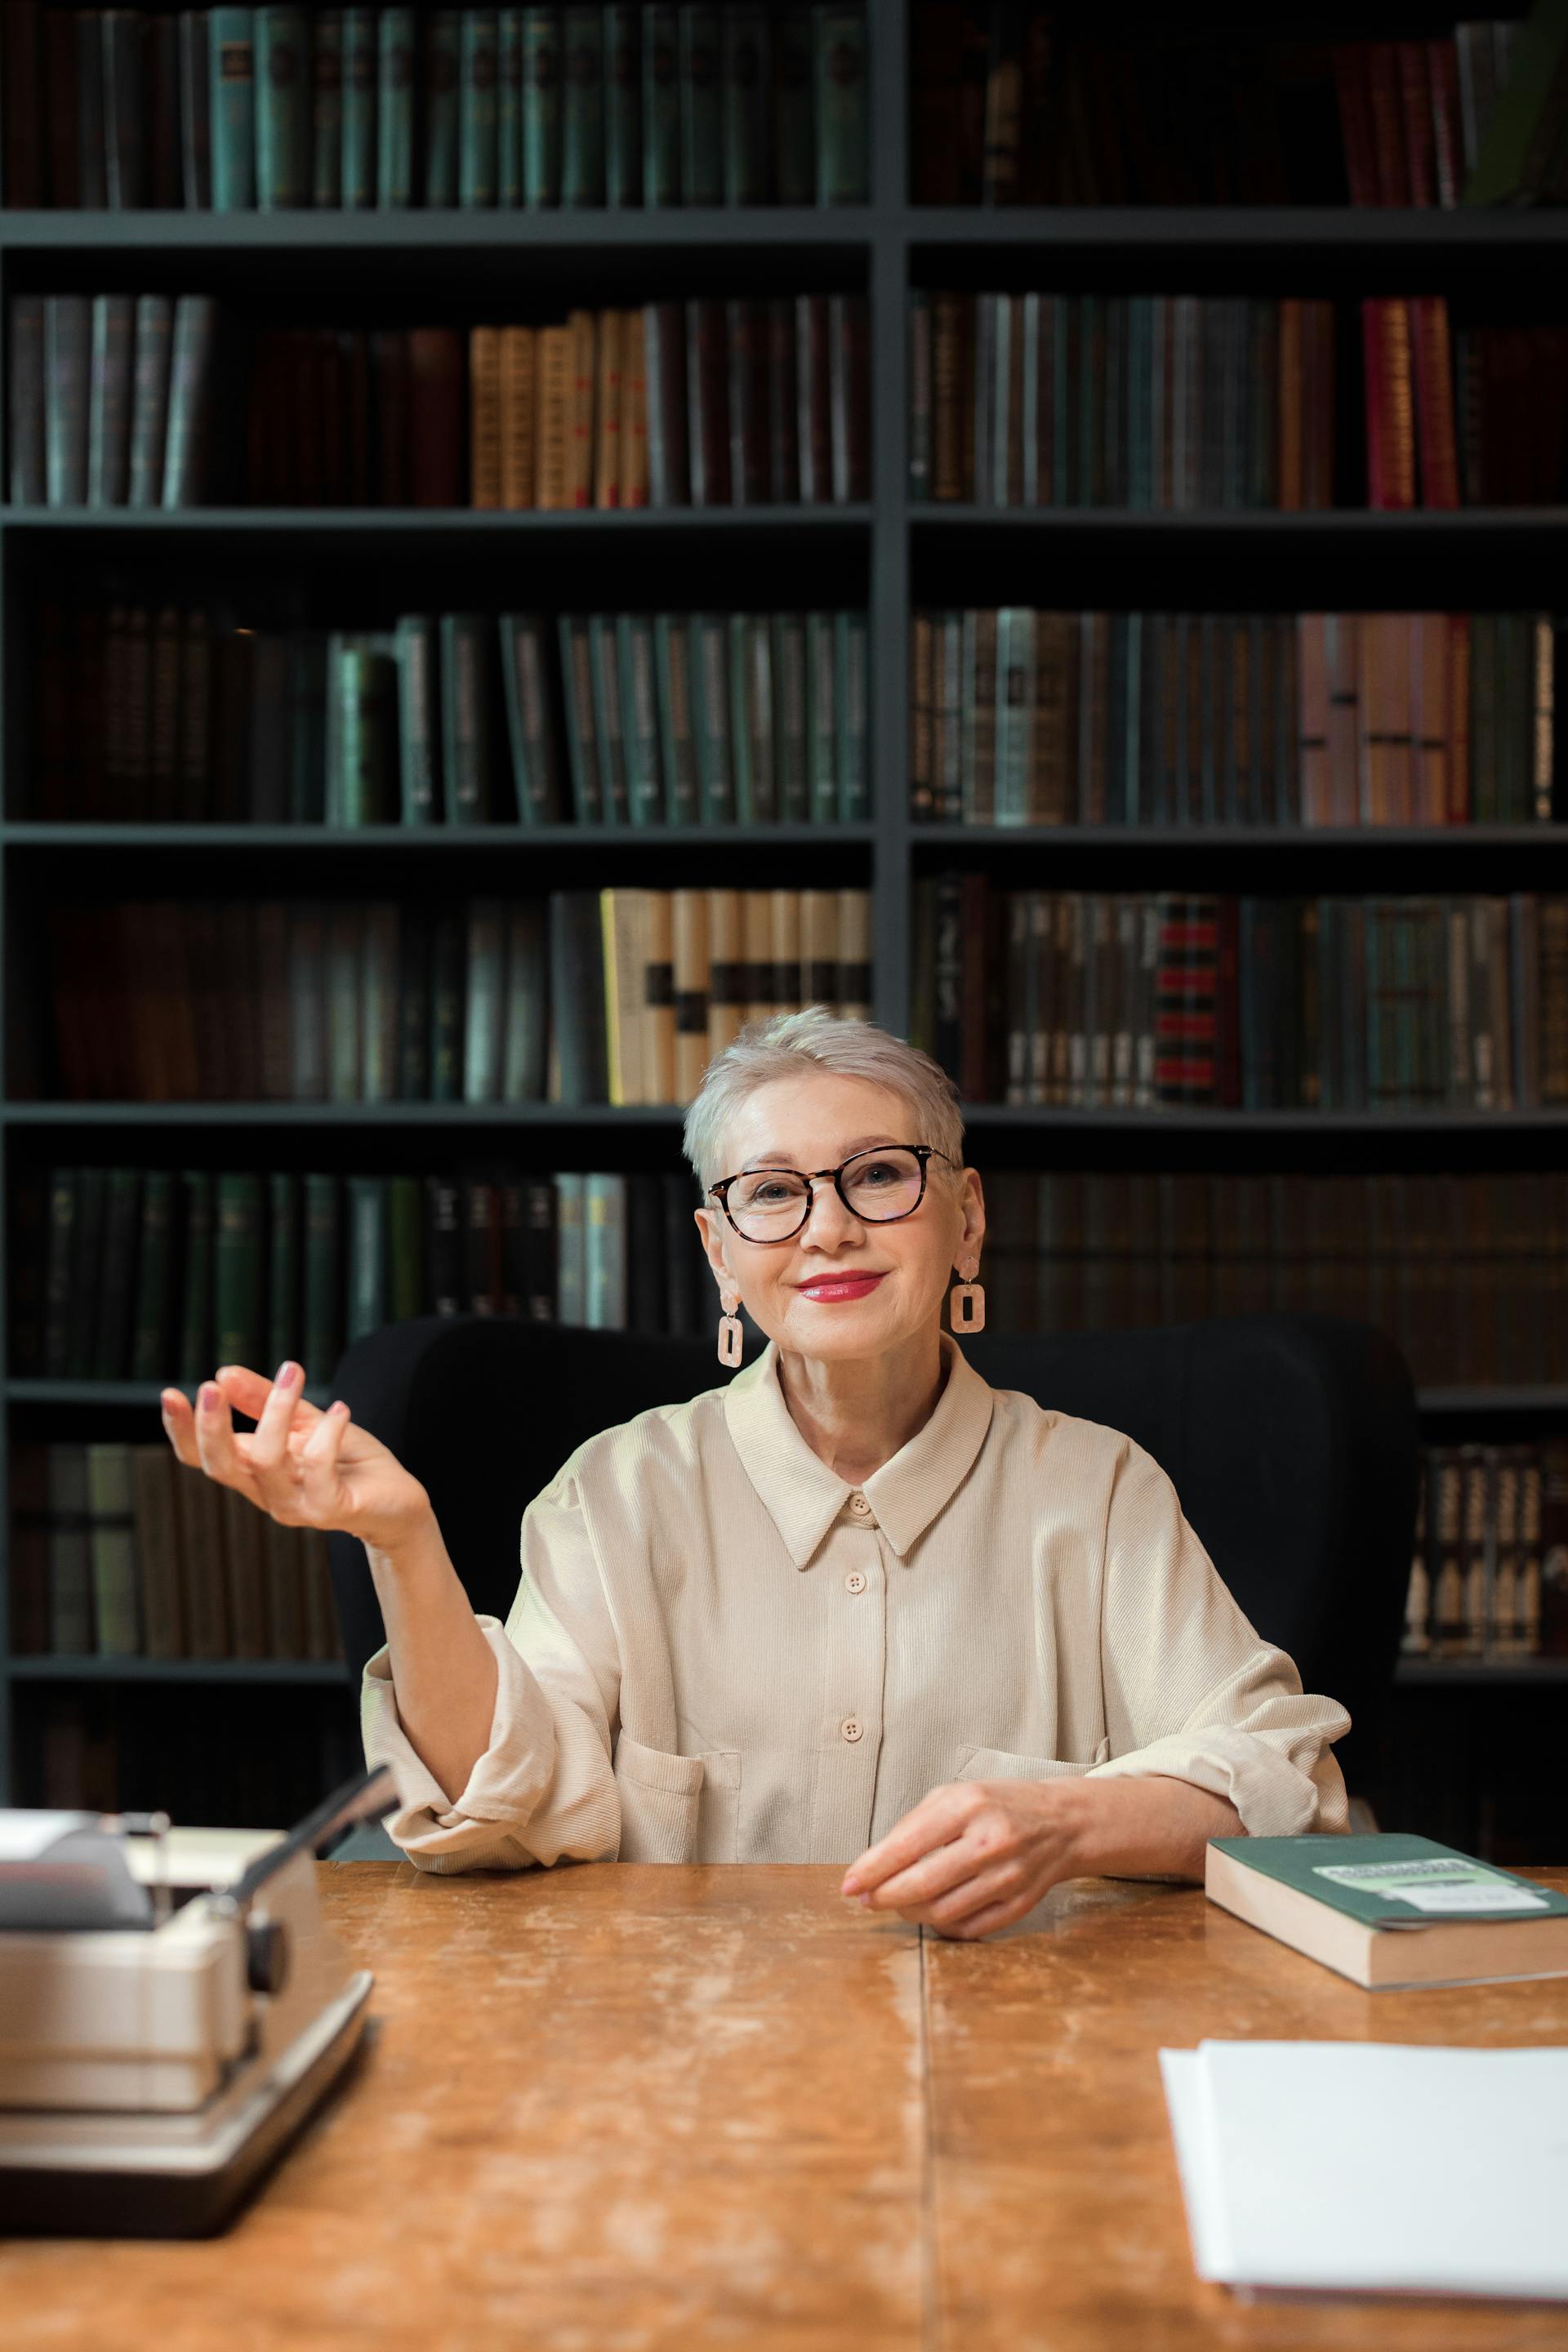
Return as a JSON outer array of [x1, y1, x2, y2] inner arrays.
[[3, 1863, 1567, 2351]]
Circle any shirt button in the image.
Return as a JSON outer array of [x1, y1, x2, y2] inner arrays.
[[849, 1493, 871, 1518], [844, 1569, 867, 1595], [841, 1716, 864, 1743]]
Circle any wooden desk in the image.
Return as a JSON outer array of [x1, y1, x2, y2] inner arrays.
[[2, 1864, 1566, 2350]]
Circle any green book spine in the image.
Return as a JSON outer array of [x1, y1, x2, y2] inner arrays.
[[335, 639, 394, 823], [326, 907, 363, 1101], [255, 5, 310, 208], [460, 7, 500, 205], [87, 293, 135, 510], [722, 2, 769, 205], [617, 615, 664, 824], [772, 5, 813, 204], [560, 3, 604, 203], [87, 1445, 140, 1658], [209, 7, 256, 212], [387, 1174, 425, 1321], [558, 614, 604, 820], [813, 2, 866, 204], [678, 3, 721, 203], [129, 1170, 176, 1381], [500, 613, 564, 822], [521, 5, 562, 204], [302, 1173, 342, 1376], [556, 1171, 586, 1316], [176, 1169, 215, 1386], [45, 294, 91, 507], [588, 615, 630, 823], [642, 3, 679, 204], [340, 5, 378, 207], [394, 614, 439, 822], [214, 1170, 264, 1364], [359, 904, 400, 1102], [423, 6, 461, 203], [727, 615, 755, 823], [266, 1169, 300, 1369], [462, 899, 507, 1101], [429, 911, 466, 1101], [834, 611, 868, 822], [653, 613, 699, 822], [772, 614, 809, 821], [584, 1173, 626, 1325], [440, 612, 492, 822], [804, 610, 837, 823], [745, 614, 777, 821], [693, 612, 736, 822], [91, 1166, 141, 1380], [501, 902, 547, 1098], [376, 5, 416, 204], [159, 294, 216, 510], [604, 2, 642, 204], [311, 9, 343, 206], [498, 7, 523, 203], [345, 1177, 386, 1344]]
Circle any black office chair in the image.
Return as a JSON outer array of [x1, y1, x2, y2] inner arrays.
[[325, 1311, 1417, 1824]]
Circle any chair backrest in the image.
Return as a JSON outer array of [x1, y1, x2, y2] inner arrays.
[[326, 1312, 1417, 1796]]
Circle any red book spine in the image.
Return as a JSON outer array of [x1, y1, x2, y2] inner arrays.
[[1361, 301, 1387, 506], [1396, 41, 1437, 207], [1365, 42, 1411, 205], [1409, 296, 1460, 510]]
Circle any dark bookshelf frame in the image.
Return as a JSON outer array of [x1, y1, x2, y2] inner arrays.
[[4, 0, 1568, 1800]]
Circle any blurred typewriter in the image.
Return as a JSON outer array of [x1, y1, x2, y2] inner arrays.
[[0, 1763, 397, 2237]]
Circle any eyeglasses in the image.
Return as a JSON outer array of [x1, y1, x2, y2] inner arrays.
[[706, 1144, 956, 1245]]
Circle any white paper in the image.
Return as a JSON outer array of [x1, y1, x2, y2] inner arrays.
[[0, 1808, 96, 1861], [1161, 2040, 1568, 2299]]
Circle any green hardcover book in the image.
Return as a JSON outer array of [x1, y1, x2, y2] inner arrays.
[[440, 612, 492, 822], [653, 614, 699, 822], [209, 6, 256, 211], [463, 898, 507, 1100], [642, 2, 679, 204], [256, 5, 310, 207], [176, 1169, 215, 1386], [521, 4, 562, 204], [340, 5, 378, 206], [103, 7, 149, 207], [459, 7, 500, 205], [584, 1172, 627, 1326], [129, 1169, 176, 1381], [813, 2, 866, 204], [396, 905, 432, 1098], [995, 607, 1035, 824], [266, 1169, 300, 1370], [588, 615, 630, 823], [772, 5, 813, 203], [500, 613, 564, 822], [501, 900, 547, 1098], [722, 2, 769, 203], [833, 611, 868, 822], [302, 1172, 342, 1377], [617, 615, 664, 824], [359, 902, 400, 1102], [560, 2, 604, 203], [497, 7, 523, 203], [691, 612, 736, 822], [345, 1177, 386, 1344], [328, 635, 397, 823], [214, 1170, 264, 1364], [311, 8, 343, 205], [91, 1166, 141, 1380], [678, 2, 721, 203], [376, 5, 416, 205], [87, 1444, 140, 1657], [159, 293, 217, 508], [772, 613, 808, 820], [604, 2, 642, 204], [326, 905, 363, 1102], [394, 614, 439, 823], [429, 910, 466, 1100], [44, 294, 91, 508], [555, 1171, 586, 1317], [423, 4, 461, 203], [558, 615, 604, 820], [87, 295, 135, 512], [547, 893, 610, 1102], [804, 610, 837, 824]]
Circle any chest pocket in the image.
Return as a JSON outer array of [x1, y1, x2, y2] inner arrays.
[[954, 1734, 1113, 1783], [612, 1734, 742, 1863]]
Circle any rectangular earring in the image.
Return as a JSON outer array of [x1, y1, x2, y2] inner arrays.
[[949, 1281, 985, 1333], [718, 1312, 744, 1366]]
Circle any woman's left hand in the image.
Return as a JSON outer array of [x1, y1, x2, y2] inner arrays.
[[840, 1778, 1094, 1940]]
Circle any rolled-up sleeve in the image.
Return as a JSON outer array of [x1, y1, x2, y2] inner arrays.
[[1084, 1436, 1352, 1838], [361, 1461, 624, 1873]]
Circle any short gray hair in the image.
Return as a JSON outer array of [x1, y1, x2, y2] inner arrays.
[[682, 1008, 966, 1190]]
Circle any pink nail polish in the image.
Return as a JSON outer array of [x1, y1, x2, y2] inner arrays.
[[275, 1361, 300, 1386]]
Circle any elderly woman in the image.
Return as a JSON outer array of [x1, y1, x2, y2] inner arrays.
[[160, 1010, 1351, 1940]]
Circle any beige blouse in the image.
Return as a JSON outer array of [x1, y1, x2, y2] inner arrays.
[[362, 1330, 1352, 1872]]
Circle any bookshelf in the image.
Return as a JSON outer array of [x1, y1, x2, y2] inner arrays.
[[1, 2, 1565, 1852]]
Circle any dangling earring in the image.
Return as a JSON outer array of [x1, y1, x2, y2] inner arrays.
[[717, 1290, 744, 1367], [949, 1259, 985, 1334]]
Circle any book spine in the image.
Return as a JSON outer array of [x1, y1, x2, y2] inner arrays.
[[377, 5, 416, 205], [722, 2, 769, 203], [460, 6, 500, 205], [605, 2, 643, 205], [341, 4, 377, 206], [642, 3, 680, 203], [311, 8, 343, 205], [209, 6, 257, 210], [679, 2, 721, 202], [560, 2, 605, 203], [497, 5, 523, 203], [813, 2, 867, 203], [255, 4, 310, 207]]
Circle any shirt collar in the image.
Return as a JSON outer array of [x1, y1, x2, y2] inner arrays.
[[722, 1330, 995, 1570]]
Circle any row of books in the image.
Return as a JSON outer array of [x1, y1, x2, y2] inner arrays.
[[8, 1441, 342, 1665], [1402, 1443, 1568, 1665], [14, 1162, 723, 1387], [0, 3, 870, 212], [32, 887, 874, 1105], [972, 1167, 1568, 1388], [30, 603, 871, 826], [909, 609, 1560, 830], [16, 1693, 364, 1828], [909, 11, 1519, 207], [912, 880, 1568, 1113], [8, 291, 871, 510], [1365, 303, 1568, 511]]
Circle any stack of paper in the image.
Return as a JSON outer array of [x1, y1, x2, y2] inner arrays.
[[1160, 2040, 1568, 2300]]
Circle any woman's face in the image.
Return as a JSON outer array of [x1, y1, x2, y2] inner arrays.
[[693, 1072, 986, 1361]]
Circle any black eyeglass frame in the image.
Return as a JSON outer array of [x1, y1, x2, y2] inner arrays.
[[706, 1143, 959, 1244]]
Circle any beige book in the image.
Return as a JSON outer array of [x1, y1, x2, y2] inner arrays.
[[594, 307, 623, 509], [706, 889, 746, 1059], [568, 308, 596, 509], [743, 890, 774, 1025], [468, 325, 503, 510], [643, 887, 677, 1103], [499, 324, 537, 509], [800, 889, 839, 1012], [770, 889, 802, 1020], [620, 308, 648, 509], [601, 887, 648, 1106], [835, 888, 872, 1021], [536, 326, 573, 510], [217, 1483, 269, 1661], [673, 887, 711, 1102]]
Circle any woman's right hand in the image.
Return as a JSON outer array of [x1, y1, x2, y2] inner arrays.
[[159, 1361, 432, 1557]]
